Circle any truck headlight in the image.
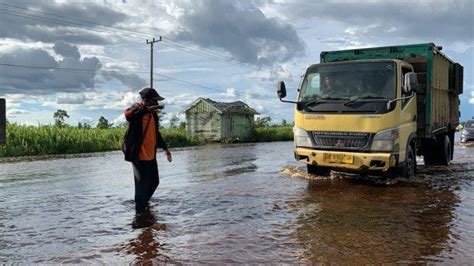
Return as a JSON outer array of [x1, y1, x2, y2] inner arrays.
[[462, 129, 468, 135], [370, 128, 400, 152], [293, 126, 313, 147]]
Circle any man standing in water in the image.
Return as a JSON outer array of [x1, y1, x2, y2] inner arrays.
[[124, 87, 172, 214]]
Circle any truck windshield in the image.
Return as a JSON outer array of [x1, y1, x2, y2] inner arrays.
[[299, 62, 396, 103]]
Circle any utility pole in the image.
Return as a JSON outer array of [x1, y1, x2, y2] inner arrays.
[[146, 36, 162, 89], [0, 98, 5, 144]]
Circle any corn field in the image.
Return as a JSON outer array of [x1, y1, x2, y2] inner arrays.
[[0, 124, 293, 157]]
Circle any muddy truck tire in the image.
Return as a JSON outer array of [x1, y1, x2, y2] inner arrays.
[[400, 145, 416, 178], [424, 135, 452, 166]]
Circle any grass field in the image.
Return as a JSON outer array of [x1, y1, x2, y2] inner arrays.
[[0, 124, 293, 157]]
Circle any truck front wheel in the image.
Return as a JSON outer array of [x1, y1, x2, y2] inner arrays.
[[400, 145, 416, 178], [307, 164, 331, 176]]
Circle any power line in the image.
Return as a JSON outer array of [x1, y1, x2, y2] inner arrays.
[[0, 3, 274, 72], [0, 62, 276, 102], [153, 72, 227, 94], [0, 7, 271, 71], [0, 2, 128, 30], [0, 7, 275, 79], [0, 62, 99, 72], [160, 40, 268, 71], [0, 9, 142, 39], [0, 5, 281, 100], [0, 62, 220, 92]]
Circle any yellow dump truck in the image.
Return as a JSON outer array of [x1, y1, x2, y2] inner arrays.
[[277, 43, 463, 177]]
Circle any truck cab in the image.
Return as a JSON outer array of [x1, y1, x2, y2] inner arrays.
[[277, 44, 462, 178]]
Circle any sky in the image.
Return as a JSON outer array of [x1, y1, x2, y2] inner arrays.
[[0, 0, 473, 127]]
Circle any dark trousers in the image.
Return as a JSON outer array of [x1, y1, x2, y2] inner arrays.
[[132, 159, 159, 212]]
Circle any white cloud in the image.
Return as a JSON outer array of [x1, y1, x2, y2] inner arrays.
[[6, 108, 30, 116], [57, 94, 86, 104], [449, 41, 473, 54], [163, 2, 185, 18], [243, 86, 274, 101], [245, 63, 294, 82], [1, 94, 39, 108], [162, 93, 194, 111], [84, 91, 139, 111], [112, 113, 126, 126], [225, 88, 237, 97], [160, 111, 185, 127], [36, 91, 139, 112], [78, 116, 94, 125], [156, 65, 214, 75], [77, 45, 107, 59], [0, 38, 52, 55]]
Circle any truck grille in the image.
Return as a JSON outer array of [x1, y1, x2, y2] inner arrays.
[[311, 131, 371, 149]]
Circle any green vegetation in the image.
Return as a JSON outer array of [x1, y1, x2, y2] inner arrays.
[[253, 125, 293, 142], [0, 123, 124, 157], [0, 123, 293, 157]]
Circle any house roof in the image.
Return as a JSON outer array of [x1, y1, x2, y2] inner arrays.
[[184, 97, 259, 115]]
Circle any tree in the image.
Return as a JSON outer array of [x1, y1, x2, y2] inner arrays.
[[179, 121, 186, 129], [255, 116, 272, 128], [53, 109, 69, 127], [96, 116, 111, 129], [169, 114, 179, 128], [77, 122, 91, 129], [281, 119, 288, 126]]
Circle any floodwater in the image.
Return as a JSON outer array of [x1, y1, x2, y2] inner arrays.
[[1, 141, 473, 264]]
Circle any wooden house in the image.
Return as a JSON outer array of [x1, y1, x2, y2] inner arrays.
[[183, 98, 259, 141]]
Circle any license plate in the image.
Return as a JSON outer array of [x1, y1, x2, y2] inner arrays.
[[323, 153, 354, 164]]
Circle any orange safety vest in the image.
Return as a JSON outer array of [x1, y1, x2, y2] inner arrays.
[[138, 113, 156, 161]]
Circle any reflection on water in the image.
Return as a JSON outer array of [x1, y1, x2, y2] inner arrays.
[[291, 179, 458, 263], [120, 209, 170, 264], [183, 143, 258, 181], [0, 141, 473, 263]]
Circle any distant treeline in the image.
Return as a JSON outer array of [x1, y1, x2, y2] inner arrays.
[[0, 123, 292, 157]]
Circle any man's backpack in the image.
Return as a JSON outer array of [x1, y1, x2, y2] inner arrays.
[[121, 124, 139, 162]]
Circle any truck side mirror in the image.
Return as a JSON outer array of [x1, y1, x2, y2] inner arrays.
[[404, 73, 420, 94], [277, 81, 287, 99]]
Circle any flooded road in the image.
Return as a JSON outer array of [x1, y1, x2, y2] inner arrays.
[[1, 141, 473, 263]]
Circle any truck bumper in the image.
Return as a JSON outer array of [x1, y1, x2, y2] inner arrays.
[[294, 147, 397, 172]]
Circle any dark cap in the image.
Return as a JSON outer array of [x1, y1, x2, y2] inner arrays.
[[139, 87, 165, 101]]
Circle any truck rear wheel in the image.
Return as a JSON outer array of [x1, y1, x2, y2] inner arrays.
[[438, 135, 452, 165], [424, 135, 451, 166], [307, 164, 331, 176]]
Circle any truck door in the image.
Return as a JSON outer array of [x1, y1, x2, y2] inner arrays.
[[399, 65, 418, 161]]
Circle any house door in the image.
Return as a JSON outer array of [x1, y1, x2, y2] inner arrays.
[[223, 115, 232, 138]]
